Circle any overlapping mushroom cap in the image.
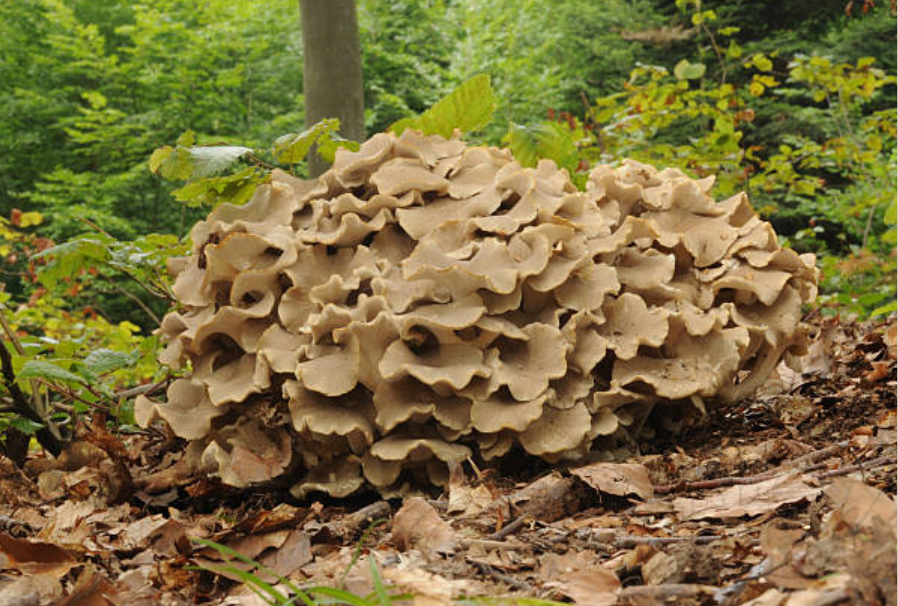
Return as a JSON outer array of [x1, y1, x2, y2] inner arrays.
[[136, 130, 818, 497]]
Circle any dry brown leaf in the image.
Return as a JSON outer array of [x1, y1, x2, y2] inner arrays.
[[824, 477, 897, 537], [259, 530, 313, 577], [381, 565, 470, 606], [0, 573, 63, 604], [782, 572, 853, 606], [392, 497, 457, 557], [570, 462, 654, 500], [56, 566, 119, 606], [885, 320, 897, 360], [641, 551, 678, 585], [0, 532, 75, 575], [863, 360, 893, 382], [446, 465, 494, 517], [541, 551, 621, 606], [672, 473, 822, 520], [740, 588, 787, 605], [802, 336, 834, 377], [759, 522, 814, 590]]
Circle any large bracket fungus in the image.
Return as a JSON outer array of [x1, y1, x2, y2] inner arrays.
[[136, 130, 818, 497]]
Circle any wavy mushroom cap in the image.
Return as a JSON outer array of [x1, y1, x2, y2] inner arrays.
[[140, 131, 819, 497]]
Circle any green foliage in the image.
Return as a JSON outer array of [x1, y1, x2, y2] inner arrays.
[[194, 537, 410, 606], [273, 118, 360, 165], [17, 360, 88, 386], [505, 122, 580, 182], [194, 536, 569, 606], [390, 74, 496, 139]]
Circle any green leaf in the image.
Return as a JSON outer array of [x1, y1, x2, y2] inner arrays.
[[18, 360, 87, 385], [188, 146, 253, 179], [148, 146, 173, 173], [870, 299, 897, 318], [10, 417, 44, 436], [33, 236, 113, 290], [506, 123, 579, 173], [390, 74, 495, 138], [84, 349, 137, 375], [369, 559, 391, 606], [177, 130, 196, 147], [274, 118, 341, 164], [318, 135, 361, 164], [673, 60, 706, 80], [172, 167, 266, 208], [883, 200, 896, 226]]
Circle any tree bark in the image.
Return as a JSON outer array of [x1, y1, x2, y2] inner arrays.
[[299, 0, 365, 177]]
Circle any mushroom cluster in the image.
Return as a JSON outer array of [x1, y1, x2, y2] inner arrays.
[[136, 130, 818, 497]]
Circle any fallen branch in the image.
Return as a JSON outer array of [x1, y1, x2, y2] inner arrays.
[[488, 515, 527, 541], [654, 440, 853, 494], [613, 535, 724, 548], [116, 375, 170, 400], [326, 501, 391, 541], [815, 455, 893, 480], [471, 561, 531, 591]]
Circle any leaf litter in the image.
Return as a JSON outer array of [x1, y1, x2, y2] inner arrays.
[[0, 315, 893, 605]]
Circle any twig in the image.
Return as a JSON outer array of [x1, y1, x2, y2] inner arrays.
[[488, 515, 527, 540], [613, 535, 724, 548], [815, 455, 893, 480], [77, 217, 175, 302], [116, 375, 170, 400], [655, 470, 782, 495], [699, 21, 727, 84], [471, 561, 530, 591], [34, 378, 109, 413], [780, 441, 851, 470], [98, 272, 161, 326], [460, 538, 521, 551], [655, 440, 853, 494], [78, 216, 113, 238]]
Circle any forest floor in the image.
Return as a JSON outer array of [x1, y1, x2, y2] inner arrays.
[[0, 314, 894, 606]]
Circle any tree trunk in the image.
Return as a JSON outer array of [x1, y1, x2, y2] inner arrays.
[[299, 0, 365, 177]]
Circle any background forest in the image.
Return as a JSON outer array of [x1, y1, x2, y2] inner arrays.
[[0, 0, 895, 447]]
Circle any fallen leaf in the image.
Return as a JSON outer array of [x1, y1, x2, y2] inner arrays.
[[55, 565, 118, 606], [0, 532, 75, 575], [782, 572, 853, 606], [672, 473, 822, 520], [824, 477, 897, 536], [570, 462, 654, 500], [447, 465, 494, 517], [759, 522, 813, 590], [884, 320, 896, 360], [642, 551, 678, 586], [740, 588, 787, 605], [541, 551, 620, 606], [392, 497, 457, 557], [259, 530, 313, 577], [231, 503, 310, 535], [864, 361, 893, 382], [0, 573, 63, 604], [381, 565, 466, 606]]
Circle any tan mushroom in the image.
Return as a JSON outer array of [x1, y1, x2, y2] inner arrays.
[[143, 130, 817, 497]]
